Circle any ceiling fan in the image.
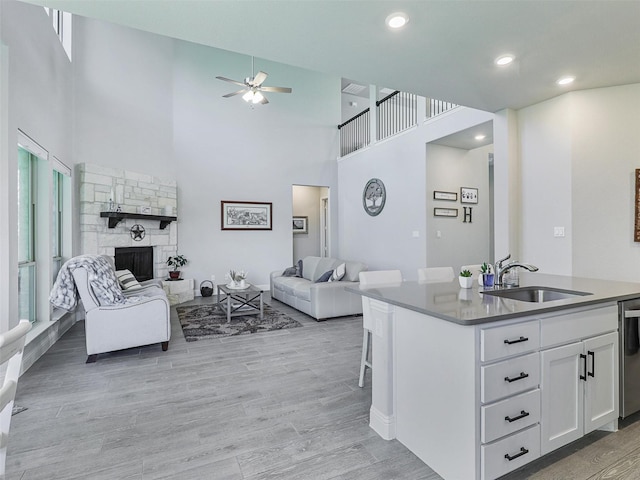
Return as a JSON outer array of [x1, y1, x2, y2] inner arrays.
[[216, 57, 292, 105]]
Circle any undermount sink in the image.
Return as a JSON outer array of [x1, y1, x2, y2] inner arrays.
[[483, 286, 592, 303]]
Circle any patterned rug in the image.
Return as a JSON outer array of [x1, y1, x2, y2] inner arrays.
[[176, 303, 302, 342]]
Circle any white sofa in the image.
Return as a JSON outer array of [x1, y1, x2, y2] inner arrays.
[[71, 261, 171, 363], [270, 256, 367, 320]]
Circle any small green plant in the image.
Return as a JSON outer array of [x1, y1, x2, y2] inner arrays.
[[166, 254, 188, 271], [480, 262, 491, 274], [460, 269, 472, 278]]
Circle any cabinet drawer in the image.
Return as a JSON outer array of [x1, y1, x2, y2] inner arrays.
[[540, 305, 617, 348], [481, 424, 541, 480], [481, 320, 540, 362], [481, 352, 540, 403], [481, 389, 540, 443]]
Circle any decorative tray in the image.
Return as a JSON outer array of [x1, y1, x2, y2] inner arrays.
[[226, 283, 250, 290]]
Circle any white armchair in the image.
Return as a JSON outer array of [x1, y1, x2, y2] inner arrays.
[[71, 264, 171, 363]]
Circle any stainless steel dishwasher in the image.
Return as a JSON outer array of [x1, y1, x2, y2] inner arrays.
[[619, 298, 640, 418]]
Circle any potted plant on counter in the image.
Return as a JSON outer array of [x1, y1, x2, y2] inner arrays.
[[480, 262, 494, 288], [459, 269, 473, 289], [167, 254, 188, 280]]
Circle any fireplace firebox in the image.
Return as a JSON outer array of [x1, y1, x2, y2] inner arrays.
[[114, 247, 154, 281]]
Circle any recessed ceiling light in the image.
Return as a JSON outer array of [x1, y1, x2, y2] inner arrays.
[[557, 76, 575, 86], [386, 12, 409, 29], [495, 55, 514, 66], [475, 134, 486, 141]]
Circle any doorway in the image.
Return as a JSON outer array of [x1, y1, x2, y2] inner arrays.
[[292, 185, 330, 262]]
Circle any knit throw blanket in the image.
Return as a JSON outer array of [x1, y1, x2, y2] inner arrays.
[[50, 255, 126, 311]]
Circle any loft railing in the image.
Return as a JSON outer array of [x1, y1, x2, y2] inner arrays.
[[427, 98, 458, 119], [338, 108, 370, 157], [376, 90, 418, 141], [338, 91, 458, 157]]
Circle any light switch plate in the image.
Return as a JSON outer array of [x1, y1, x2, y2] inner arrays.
[[554, 226, 565, 237]]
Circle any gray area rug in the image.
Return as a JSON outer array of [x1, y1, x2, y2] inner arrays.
[[176, 303, 302, 342]]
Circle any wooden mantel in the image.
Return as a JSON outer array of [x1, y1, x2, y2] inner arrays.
[[100, 212, 177, 229]]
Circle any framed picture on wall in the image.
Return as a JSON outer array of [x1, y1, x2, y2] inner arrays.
[[292, 216, 308, 234], [434, 191, 458, 201], [460, 187, 478, 204], [434, 208, 458, 217], [221, 201, 273, 230]]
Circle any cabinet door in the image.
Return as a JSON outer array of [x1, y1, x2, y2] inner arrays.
[[584, 331, 619, 433], [541, 342, 584, 455]]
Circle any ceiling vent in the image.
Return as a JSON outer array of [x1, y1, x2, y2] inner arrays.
[[342, 83, 367, 95]]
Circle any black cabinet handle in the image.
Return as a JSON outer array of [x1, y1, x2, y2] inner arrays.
[[504, 372, 529, 383], [588, 351, 595, 378], [580, 353, 587, 381], [505, 410, 530, 423], [505, 447, 529, 461], [504, 336, 529, 345]]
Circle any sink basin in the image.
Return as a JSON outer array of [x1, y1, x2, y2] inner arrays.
[[483, 286, 592, 303]]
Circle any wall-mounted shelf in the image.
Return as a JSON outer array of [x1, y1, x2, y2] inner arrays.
[[100, 212, 177, 229]]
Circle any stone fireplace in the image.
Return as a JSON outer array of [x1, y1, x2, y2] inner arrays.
[[115, 246, 154, 281], [79, 163, 178, 280]]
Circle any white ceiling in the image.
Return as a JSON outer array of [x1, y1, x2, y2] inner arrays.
[[22, 0, 640, 113]]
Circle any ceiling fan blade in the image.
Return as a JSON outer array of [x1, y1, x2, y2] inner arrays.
[[216, 76, 246, 87], [260, 86, 292, 93], [252, 71, 268, 87], [223, 89, 247, 98], [260, 95, 269, 105]]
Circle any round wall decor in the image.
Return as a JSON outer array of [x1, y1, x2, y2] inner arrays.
[[363, 178, 386, 216], [130, 224, 146, 241]]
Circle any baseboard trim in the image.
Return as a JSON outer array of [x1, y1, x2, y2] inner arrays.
[[369, 406, 396, 440]]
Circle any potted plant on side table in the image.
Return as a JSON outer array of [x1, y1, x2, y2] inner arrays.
[[459, 269, 473, 289], [167, 254, 188, 280]]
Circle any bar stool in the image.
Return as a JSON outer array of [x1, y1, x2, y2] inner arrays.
[[358, 270, 403, 387], [417, 266, 454, 283]]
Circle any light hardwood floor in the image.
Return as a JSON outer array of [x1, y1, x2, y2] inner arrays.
[[6, 295, 640, 479]]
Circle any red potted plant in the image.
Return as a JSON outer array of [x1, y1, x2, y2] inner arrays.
[[166, 254, 188, 280]]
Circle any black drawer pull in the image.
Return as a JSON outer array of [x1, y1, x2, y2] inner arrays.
[[505, 447, 529, 461], [504, 372, 529, 383], [580, 353, 587, 381], [504, 336, 529, 345], [505, 410, 530, 423], [588, 350, 595, 378]]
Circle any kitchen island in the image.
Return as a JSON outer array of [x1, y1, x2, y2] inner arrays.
[[347, 273, 640, 480]]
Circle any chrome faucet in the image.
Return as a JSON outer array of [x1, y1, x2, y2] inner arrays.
[[494, 254, 539, 286]]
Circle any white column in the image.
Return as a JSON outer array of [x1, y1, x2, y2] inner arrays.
[[369, 298, 397, 440]]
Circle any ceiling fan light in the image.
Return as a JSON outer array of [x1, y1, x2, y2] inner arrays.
[[242, 91, 254, 102], [252, 91, 264, 104]]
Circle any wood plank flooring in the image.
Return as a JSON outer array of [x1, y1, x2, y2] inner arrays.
[[6, 295, 640, 479]]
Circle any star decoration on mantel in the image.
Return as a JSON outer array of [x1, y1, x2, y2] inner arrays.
[[130, 224, 146, 241]]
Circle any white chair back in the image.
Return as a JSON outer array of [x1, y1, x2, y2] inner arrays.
[[0, 320, 31, 475], [417, 266, 454, 283], [359, 270, 403, 287]]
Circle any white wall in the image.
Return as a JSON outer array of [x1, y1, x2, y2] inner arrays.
[[517, 83, 640, 281], [292, 185, 322, 262], [338, 108, 494, 280], [73, 17, 341, 289], [426, 144, 492, 272]]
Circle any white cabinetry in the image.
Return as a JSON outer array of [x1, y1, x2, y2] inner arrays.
[[541, 331, 618, 454]]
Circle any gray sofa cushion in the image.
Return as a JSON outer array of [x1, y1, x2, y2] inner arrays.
[[344, 261, 368, 282], [302, 257, 321, 281]]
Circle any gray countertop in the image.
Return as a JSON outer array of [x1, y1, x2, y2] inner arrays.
[[346, 273, 640, 325]]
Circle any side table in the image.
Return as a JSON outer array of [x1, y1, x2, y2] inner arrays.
[[217, 284, 264, 323]]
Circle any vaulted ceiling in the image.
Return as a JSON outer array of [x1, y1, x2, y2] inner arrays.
[[22, 0, 640, 113]]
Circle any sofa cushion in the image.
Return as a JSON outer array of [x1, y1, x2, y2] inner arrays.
[[282, 266, 297, 277], [274, 276, 309, 295], [293, 282, 312, 301], [344, 261, 367, 282], [314, 258, 339, 281], [329, 263, 346, 282], [302, 257, 321, 281]]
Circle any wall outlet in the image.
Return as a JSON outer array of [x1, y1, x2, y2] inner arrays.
[[554, 226, 565, 237]]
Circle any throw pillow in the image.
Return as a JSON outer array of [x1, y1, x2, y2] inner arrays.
[[297, 259, 303, 278], [116, 269, 141, 291], [329, 263, 346, 282], [315, 270, 333, 283], [282, 266, 297, 277]]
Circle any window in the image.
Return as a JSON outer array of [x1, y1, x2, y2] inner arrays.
[[18, 147, 37, 323], [18, 133, 72, 325], [44, 7, 72, 61]]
